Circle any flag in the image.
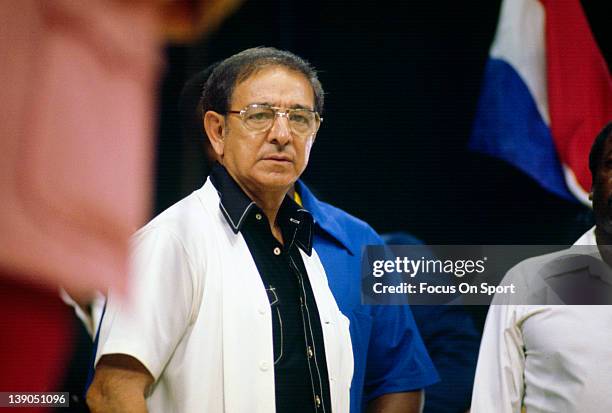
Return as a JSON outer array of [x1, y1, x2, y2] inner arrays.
[[469, 0, 612, 204]]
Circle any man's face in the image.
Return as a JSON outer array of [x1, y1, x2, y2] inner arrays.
[[219, 66, 316, 196], [592, 137, 612, 235]]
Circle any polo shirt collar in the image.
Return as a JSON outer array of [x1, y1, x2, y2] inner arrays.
[[277, 194, 314, 255], [210, 163, 256, 233], [295, 180, 356, 256], [210, 163, 313, 255]]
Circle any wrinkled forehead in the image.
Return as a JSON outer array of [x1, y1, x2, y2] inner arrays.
[[230, 65, 315, 108]]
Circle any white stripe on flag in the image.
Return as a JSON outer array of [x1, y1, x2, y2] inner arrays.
[[490, 0, 549, 125]]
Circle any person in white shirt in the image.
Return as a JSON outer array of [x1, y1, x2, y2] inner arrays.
[[86, 47, 353, 413], [471, 121, 612, 413]]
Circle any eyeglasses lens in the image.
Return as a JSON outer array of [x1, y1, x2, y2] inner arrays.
[[243, 106, 317, 136]]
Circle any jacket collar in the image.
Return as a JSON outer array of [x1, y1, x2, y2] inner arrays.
[[210, 164, 313, 254]]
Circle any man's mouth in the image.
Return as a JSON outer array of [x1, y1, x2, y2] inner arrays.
[[263, 154, 293, 162]]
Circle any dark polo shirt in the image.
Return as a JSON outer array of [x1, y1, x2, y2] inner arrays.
[[210, 164, 331, 413]]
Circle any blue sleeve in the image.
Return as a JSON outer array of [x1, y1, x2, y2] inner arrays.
[[381, 232, 480, 413], [362, 231, 439, 402], [364, 303, 439, 402], [411, 305, 480, 413]]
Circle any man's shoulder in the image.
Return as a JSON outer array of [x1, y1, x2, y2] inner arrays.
[[299, 186, 383, 247], [509, 228, 597, 280], [496, 247, 590, 305], [319, 201, 378, 236], [136, 185, 214, 242], [505, 248, 572, 283]]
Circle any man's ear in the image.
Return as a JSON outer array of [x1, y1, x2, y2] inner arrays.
[[204, 110, 226, 158]]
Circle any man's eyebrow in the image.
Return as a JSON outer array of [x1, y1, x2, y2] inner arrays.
[[288, 104, 314, 111], [248, 102, 314, 111]]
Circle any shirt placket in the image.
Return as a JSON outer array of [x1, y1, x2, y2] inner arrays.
[[257, 206, 328, 413], [284, 245, 327, 413]]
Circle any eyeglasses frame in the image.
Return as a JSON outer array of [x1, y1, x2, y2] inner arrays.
[[226, 103, 323, 136]]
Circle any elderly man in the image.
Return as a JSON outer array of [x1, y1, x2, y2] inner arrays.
[[471, 122, 612, 413], [178, 63, 439, 413], [87, 48, 353, 413]]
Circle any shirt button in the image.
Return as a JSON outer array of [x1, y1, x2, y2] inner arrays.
[[273, 247, 281, 256], [307, 346, 313, 359], [259, 361, 269, 371], [315, 395, 321, 408], [258, 306, 266, 315], [255, 213, 262, 220]]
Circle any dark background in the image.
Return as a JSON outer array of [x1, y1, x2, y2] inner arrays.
[[155, 0, 611, 246], [60, 2, 610, 407]]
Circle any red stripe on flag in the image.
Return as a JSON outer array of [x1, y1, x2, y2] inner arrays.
[[542, 0, 612, 193]]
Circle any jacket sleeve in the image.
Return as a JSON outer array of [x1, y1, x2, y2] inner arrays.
[[95, 226, 196, 381]]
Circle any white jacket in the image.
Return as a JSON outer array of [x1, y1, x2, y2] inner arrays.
[[96, 179, 353, 412]]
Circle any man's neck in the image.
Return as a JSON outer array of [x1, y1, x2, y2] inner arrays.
[[253, 191, 285, 243], [224, 169, 289, 243]]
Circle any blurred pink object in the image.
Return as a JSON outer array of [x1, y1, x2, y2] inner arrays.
[[0, 1, 163, 296]]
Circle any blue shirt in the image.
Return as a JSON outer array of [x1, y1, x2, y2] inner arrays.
[[382, 232, 480, 413], [296, 181, 439, 413]]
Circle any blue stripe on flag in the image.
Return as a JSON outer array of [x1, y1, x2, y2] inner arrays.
[[469, 58, 575, 201]]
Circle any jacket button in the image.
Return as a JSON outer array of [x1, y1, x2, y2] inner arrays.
[[273, 247, 281, 255], [315, 395, 321, 408], [259, 361, 269, 371]]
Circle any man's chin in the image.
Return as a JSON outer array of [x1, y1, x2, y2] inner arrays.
[[254, 172, 296, 192], [254, 164, 300, 186]]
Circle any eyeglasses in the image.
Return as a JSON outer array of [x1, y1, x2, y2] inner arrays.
[[227, 104, 322, 137]]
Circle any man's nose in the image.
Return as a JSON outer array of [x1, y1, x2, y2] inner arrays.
[[267, 112, 292, 145]]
